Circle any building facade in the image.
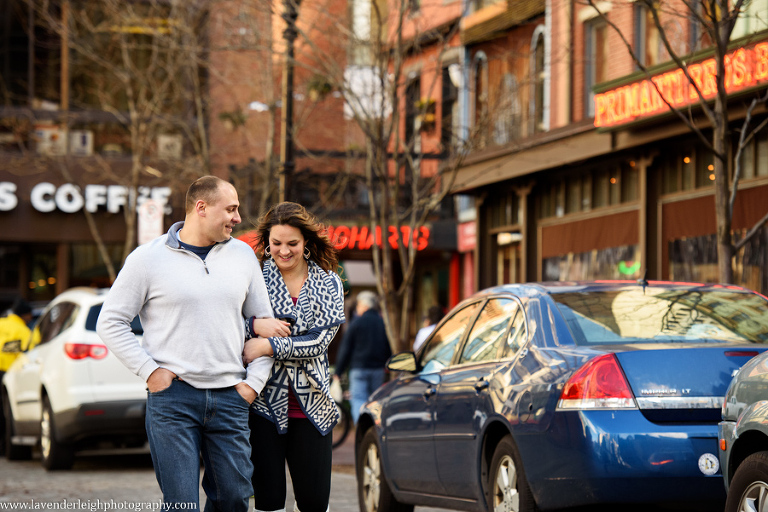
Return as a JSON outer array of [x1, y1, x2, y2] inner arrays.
[[0, 0, 460, 339], [453, 0, 768, 295], [0, 1, 201, 309]]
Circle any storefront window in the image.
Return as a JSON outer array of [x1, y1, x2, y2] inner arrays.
[[755, 130, 768, 177], [669, 228, 767, 292], [537, 162, 639, 220], [654, 142, 725, 196], [622, 163, 639, 201], [28, 245, 58, 301], [489, 193, 519, 228], [566, 176, 582, 214], [683, 151, 696, 190], [609, 168, 621, 205], [498, 243, 521, 284], [696, 149, 715, 187], [543, 245, 641, 281], [661, 155, 679, 194], [593, 170, 609, 208], [538, 185, 559, 219], [70, 243, 122, 288], [740, 137, 756, 180]]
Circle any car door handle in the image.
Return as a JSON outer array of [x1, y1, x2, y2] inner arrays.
[[423, 387, 436, 399], [475, 379, 490, 392]]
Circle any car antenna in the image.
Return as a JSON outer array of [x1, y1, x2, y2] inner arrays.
[[637, 269, 648, 294]]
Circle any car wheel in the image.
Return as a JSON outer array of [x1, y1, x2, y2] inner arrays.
[[2, 389, 32, 461], [356, 427, 414, 512], [40, 395, 74, 470], [487, 435, 537, 512], [725, 451, 768, 512]]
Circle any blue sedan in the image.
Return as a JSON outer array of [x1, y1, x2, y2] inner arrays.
[[354, 281, 768, 512]]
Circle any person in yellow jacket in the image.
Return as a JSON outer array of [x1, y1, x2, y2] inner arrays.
[[0, 298, 34, 373], [0, 297, 34, 453]]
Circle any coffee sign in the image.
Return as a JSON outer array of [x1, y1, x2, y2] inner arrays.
[[0, 181, 172, 214]]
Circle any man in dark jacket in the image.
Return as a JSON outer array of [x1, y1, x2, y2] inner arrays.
[[333, 291, 391, 423]]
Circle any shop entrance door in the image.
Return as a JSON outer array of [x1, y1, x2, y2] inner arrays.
[[497, 242, 521, 285]]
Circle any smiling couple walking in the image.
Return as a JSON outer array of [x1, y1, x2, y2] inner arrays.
[[97, 176, 346, 512]]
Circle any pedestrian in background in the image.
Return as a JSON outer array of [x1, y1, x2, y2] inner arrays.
[[333, 290, 391, 424], [413, 305, 444, 352], [97, 176, 275, 512], [0, 297, 34, 454], [0, 298, 33, 374], [242, 201, 345, 512]]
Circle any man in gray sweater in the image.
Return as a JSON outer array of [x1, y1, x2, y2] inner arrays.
[[97, 176, 280, 512]]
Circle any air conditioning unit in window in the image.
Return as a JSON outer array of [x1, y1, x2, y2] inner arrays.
[[34, 125, 67, 155], [157, 134, 183, 160], [69, 130, 94, 156]]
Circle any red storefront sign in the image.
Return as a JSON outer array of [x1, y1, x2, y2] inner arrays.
[[457, 221, 476, 253], [326, 225, 431, 251], [595, 40, 768, 128]]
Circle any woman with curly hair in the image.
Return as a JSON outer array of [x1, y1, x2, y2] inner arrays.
[[243, 201, 346, 512]]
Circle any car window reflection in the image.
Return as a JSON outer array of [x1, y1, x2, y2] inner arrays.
[[460, 298, 518, 364], [553, 289, 768, 344], [421, 302, 480, 372]]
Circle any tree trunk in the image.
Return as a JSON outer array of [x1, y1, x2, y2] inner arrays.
[[713, 94, 734, 284]]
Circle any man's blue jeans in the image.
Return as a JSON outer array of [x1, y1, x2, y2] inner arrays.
[[146, 379, 253, 512], [349, 368, 386, 424]]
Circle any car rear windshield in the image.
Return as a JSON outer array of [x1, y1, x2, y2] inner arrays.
[[553, 288, 768, 345], [85, 304, 143, 335]]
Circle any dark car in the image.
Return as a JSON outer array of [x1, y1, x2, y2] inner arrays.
[[718, 341, 768, 512], [355, 281, 768, 512]]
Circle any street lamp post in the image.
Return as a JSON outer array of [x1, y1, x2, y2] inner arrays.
[[278, 0, 300, 203]]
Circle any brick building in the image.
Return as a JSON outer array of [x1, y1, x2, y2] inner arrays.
[[452, 0, 768, 295]]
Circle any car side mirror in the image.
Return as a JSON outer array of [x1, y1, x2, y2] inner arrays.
[[386, 352, 419, 373]]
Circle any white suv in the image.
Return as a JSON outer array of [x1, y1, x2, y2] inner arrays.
[[1, 287, 147, 470]]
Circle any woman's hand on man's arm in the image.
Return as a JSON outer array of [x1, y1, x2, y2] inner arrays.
[[249, 317, 291, 338]]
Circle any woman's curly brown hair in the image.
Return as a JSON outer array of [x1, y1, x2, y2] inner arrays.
[[253, 202, 339, 273]]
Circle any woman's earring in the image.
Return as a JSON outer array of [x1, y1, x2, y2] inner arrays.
[[264, 246, 271, 258], [304, 247, 311, 260]]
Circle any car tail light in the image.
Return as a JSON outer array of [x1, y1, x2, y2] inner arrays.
[[65, 343, 108, 360], [557, 354, 637, 410]]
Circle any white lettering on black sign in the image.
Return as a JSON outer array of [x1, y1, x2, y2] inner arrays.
[[1, 181, 172, 215]]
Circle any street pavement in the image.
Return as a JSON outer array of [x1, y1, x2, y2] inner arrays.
[[0, 433, 696, 512], [332, 428, 356, 473], [0, 432, 452, 512]]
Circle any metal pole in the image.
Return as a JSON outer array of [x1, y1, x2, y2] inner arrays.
[[278, 0, 300, 203]]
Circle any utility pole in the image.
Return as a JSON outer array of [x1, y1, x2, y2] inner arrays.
[[278, 0, 300, 202]]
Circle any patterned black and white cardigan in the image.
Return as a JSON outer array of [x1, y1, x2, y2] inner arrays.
[[246, 258, 346, 435]]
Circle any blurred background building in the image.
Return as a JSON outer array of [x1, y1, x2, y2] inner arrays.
[[2, 0, 767, 344]]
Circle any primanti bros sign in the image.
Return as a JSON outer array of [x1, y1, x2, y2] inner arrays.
[[594, 39, 768, 128]]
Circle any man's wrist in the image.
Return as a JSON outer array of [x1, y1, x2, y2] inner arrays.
[[236, 381, 254, 392]]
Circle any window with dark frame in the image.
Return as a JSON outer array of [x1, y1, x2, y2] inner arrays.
[[634, 4, 660, 69], [473, 53, 489, 147], [533, 32, 546, 133], [441, 64, 460, 153], [584, 18, 608, 117]]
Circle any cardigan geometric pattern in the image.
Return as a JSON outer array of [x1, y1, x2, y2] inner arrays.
[[250, 258, 346, 435]]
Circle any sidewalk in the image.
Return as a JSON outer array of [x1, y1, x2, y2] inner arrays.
[[331, 428, 356, 474]]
